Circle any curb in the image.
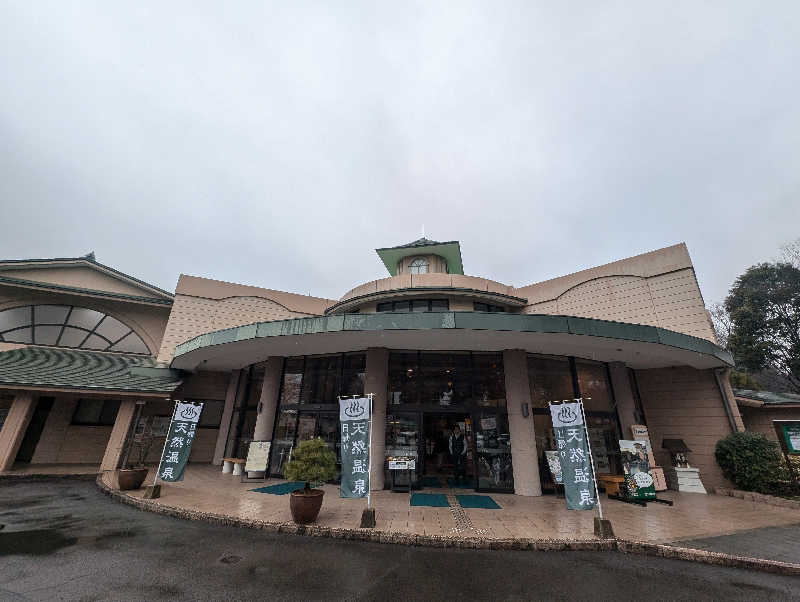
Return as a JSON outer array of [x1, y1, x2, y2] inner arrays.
[[95, 476, 800, 576], [0, 472, 98, 482], [715, 487, 800, 511]]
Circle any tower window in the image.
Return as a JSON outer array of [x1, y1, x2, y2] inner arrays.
[[408, 257, 429, 275]]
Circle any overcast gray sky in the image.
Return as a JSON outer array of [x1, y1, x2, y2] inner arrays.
[[1, 2, 798, 304]]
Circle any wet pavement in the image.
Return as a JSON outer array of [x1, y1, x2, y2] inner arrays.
[[0, 479, 798, 601], [674, 524, 800, 565]]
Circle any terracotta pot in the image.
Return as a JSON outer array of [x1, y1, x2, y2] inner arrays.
[[118, 468, 149, 490], [289, 488, 325, 523]]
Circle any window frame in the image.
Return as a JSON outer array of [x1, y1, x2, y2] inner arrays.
[[71, 398, 121, 426], [376, 299, 450, 312]]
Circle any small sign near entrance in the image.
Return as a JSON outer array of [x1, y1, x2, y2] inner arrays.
[[388, 457, 416, 470], [245, 440, 271, 473]]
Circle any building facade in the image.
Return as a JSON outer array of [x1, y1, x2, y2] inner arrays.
[[0, 241, 745, 494]]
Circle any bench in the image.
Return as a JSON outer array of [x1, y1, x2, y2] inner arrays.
[[222, 458, 246, 476]]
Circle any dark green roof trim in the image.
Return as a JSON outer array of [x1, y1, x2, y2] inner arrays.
[[0, 347, 182, 394], [733, 388, 800, 406], [324, 286, 527, 314], [0, 255, 174, 299], [375, 240, 464, 276], [173, 311, 734, 367], [0, 275, 173, 306]]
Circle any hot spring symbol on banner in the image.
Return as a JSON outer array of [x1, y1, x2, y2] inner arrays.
[[549, 400, 602, 513], [156, 401, 204, 483], [339, 396, 372, 499]]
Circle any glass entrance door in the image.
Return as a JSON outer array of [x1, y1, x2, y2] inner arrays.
[[473, 411, 514, 492], [269, 410, 340, 479]]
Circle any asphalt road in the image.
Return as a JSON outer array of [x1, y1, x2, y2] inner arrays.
[[0, 480, 797, 601]]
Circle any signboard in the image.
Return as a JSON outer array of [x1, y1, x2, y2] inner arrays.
[[775, 421, 800, 455], [544, 450, 563, 484], [388, 458, 416, 470], [480, 416, 497, 431], [630, 424, 657, 467], [619, 439, 656, 500], [339, 396, 371, 498], [244, 440, 271, 473], [549, 402, 597, 510], [156, 401, 203, 483]]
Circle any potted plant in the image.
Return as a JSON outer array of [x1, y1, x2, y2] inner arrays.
[[118, 415, 156, 490], [284, 438, 338, 524]]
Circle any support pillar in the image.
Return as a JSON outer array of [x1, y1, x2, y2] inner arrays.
[[100, 399, 138, 471], [213, 370, 242, 465], [608, 362, 638, 437], [0, 393, 36, 472], [253, 357, 282, 441], [503, 350, 542, 496], [365, 348, 388, 491]]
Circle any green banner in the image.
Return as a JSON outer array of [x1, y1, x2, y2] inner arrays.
[[619, 440, 656, 500], [339, 397, 370, 498], [780, 422, 800, 455], [157, 401, 203, 483], [549, 402, 597, 510]]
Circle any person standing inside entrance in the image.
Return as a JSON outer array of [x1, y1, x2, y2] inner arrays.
[[449, 425, 467, 483]]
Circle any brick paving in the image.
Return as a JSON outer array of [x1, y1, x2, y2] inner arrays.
[[109, 464, 800, 544]]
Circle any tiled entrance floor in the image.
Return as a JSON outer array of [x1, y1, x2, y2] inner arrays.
[[110, 465, 800, 543]]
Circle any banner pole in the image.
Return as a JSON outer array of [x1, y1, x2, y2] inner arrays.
[[367, 393, 373, 510], [577, 397, 603, 520], [152, 399, 178, 487]]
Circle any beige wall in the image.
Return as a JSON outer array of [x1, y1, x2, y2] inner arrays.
[[517, 244, 716, 342], [0, 265, 167, 300], [396, 254, 448, 275], [0, 286, 171, 356], [156, 275, 335, 363], [739, 406, 800, 442], [634, 366, 741, 492]]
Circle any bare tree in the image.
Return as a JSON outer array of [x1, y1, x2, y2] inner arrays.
[[708, 302, 732, 349], [780, 237, 800, 268]]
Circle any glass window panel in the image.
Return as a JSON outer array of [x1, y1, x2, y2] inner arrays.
[[0, 307, 31, 332], [473, 302, 489, 312], [34, 325, 62, 345], [472, 353, 506, 406], [269, 410, 298, 476], [340, 353, 365, 397], [81, 333, 110, 350], [246, 366, 265, 408], [109, 333, 149, 354], [420, 352, 471, 406], [489, 305, 505, 313], [99, 400, 120, 425], [300, 355, 342, 404], [385, 413, 420, 487], [58, 327, 89, 348], [527, 355, 574, 409], [67, 307, 104, 330], [393, 300, 410, 312], [197, 400, 224, 427], [94, 316, 130, 342], [376, 302, 392, 312], [411, 299, 429, 312], [474, 412, 513, 490], [280, 358, 304, 405], [576, 361, 613, 411], [3, 327, 32, 343], [34, 305, 70, 325], [388, 352, 420, 405], [430, 299, 449, 312]]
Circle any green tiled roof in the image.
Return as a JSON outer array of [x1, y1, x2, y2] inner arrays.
[[734, 388, 800, 406], [375, 239, 464, 276], [0, 347, 182, 394]]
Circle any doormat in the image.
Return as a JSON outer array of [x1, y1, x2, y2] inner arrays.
[[250, 482, 306, 495], [421, 476, 443, 488], [456, 495, 501, 509], [446, 478, 473, 489], [410, 493, 450, 507]]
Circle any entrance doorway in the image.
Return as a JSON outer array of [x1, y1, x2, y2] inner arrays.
[[422, 413, 473, 486]]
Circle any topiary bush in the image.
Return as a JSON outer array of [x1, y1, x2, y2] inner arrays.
[[715, 432, 784, 493], [284, 438, 338, 491]]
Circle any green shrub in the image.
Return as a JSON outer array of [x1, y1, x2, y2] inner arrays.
[[715, 432, 784, 492], [284, 438, 338, 490]]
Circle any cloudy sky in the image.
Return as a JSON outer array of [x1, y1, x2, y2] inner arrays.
[[1, 2, 798, 304]]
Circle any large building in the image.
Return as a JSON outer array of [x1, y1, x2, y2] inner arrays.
[[0, 240, 746, 494]]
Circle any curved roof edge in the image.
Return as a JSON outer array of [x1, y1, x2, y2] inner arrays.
[[172, 311, 733, 368], [325, 287, 527, 314]]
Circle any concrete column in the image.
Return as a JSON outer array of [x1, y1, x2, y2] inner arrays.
[[503, 350, 542, 496], [608, 362, 638, 437], [100, 399, 138, 471], [365, 348, 388, 491], [0, 393, 36, 472], [213, 370, 242, 465], [253, 357, 283, 441]]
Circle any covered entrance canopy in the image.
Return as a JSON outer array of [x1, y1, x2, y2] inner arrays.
[[171, 312, 733, 372]]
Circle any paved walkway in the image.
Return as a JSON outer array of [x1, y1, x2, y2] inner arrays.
[[675, 524, 800, 565], [107, 465, 800, 544]]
